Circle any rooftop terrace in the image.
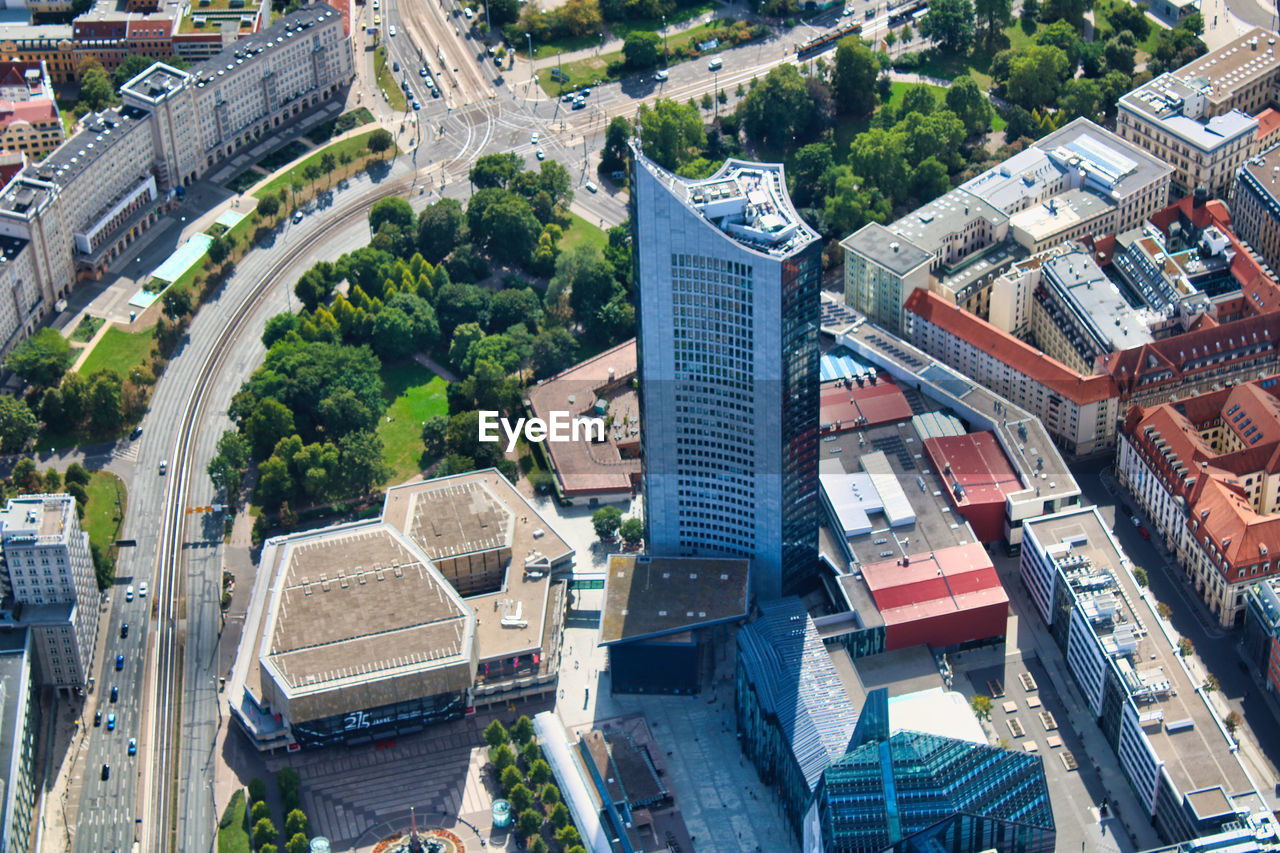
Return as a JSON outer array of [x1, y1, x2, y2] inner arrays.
[[598, 554, 750, 645]]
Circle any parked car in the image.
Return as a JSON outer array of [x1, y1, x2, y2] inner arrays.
[[293, 210, 304, 224], [95, 711, 102, 727], [654, 70, 668, 82], [413, 100, 421, 110], [585, 181, 598, 193], [1139, 526, 1150, 540], [392, 60, 399, 72]]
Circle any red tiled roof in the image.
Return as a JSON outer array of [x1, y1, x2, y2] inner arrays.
[[1102, 312, 1280, 394], [0, 100, 57, 126], [904, 289, 1118, 406], [1258, 107, 1280, 144], [1187, 477, 1280, 577]]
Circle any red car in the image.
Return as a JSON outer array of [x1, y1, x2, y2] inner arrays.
[[1138, 526, 1150, 540]]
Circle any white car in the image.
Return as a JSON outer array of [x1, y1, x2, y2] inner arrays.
[[531, 131, 539, 144], [125, 585, 134, 602], [388, 24, 396, 36], [139, 582, 148, 597]]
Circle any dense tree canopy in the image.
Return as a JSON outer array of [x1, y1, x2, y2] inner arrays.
[[6, 329, 74, 388]]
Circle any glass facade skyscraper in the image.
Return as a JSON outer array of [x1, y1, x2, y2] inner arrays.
[[631, 150, 821, 599]]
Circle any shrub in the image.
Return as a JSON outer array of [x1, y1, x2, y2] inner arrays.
[[248, 777, 267, 804]]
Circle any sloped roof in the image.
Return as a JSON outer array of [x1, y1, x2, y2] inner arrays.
[[737, 597, 858, 794], [904, 289, 1117, 405]]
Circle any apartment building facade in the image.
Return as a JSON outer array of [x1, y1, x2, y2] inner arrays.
[[1230, 142, 1280, 277], [0, 61, 62, 160], [1117, 378, 1280, 627], [0, 4, 350, 358], [0, 495, 99, 692], [632, 152, 822, 599]]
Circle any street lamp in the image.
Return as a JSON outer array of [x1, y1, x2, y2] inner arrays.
[[526, 32, 533, 80], [713, 67, 719, 118], [661, 14, 668, 66]]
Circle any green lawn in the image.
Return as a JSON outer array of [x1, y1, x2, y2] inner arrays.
[[217, 790, 251, 853], [375, 45, 409, 111], [559, 213, 608, 254], [377, 360, 449, 485], [253, 129, 393, 200], [1093, 0, 1162, 55], [77, 324, 156, 381], [83, 470, 126, 552], [524, 0, 716, 58], [885, 80, 948, 112]]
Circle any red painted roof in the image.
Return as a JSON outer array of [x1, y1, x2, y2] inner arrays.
[[862, 543, 1008, 625], [1258, 108, 1280, 144], [922, 433, 1022, 507], [904, 289, 1118, 405], [0, 99, 57, 126], [819, 377, 913, 430]]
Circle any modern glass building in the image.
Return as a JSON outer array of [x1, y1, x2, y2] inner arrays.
[[631, 150, 822, 599], [810, 690, 1056, 853]]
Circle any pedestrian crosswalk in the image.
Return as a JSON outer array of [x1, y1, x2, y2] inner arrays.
[[111, 442, 140, 462]]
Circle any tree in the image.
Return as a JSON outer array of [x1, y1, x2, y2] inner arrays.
[[592, 505, 623, 539], [369, 197, 415, 236], [252, 800, 272, 824], [449, 323, 487, 373], [286, 835, 310, 853], [549, 802, 571, 830], [919, 0, 975, 54], [511, 714, 535, 744], [256, 194, 280, 221], [421, 414, 449, 458], [849, 128, 909, 202], [517, 809, 543, 839], [1040, 0, 1092, 28], [529, 838, 548, 853], [1034, 19, 1082, 70], [832, 36, 879, 117], [944, 75, 992, 135], [43, 468, 61, 492], [601, 116, 634, 175], [417, 198, 465, 263], [1225, 710, 1242, 738], [970, 694, 992, 720], [974, 0, 1012, 40], [509, 783, 534, 813], [501, 764, 524, 793], [246, 398, 296, 458], [1132, 567, 1148, 587], [368, 128, 394, 154], [248, 778, 267, 804], [489, 743, 516, 771], [1004, 44, 1070, 111], [620, 516, 644, 547], [65, 461, 90, 487], [520, 738, 541, 768], [79, 68, 116, 111], [489, 288, 542, 334], [0, 396, 37, 452], [470, 152, 524, 189], [483, 719, 509, 748], [277, 767, 302, 813], [551, 245, 620, 331], [87, 371, 123, 434], [320, 152, 337, 185], [884, 29, 897, 52], [489, 0, 520, 25], [788, 143, 835, 209], [12, 458, 39, 494], [480, 193, 543, 266], [540, 783, 560, 806], [263, 313, 300, 348], [1156, 601, 1173, 620], [1104, 34, 1137, 75], [252, 818, 277, 849], [636, 99, 705, 172], [337, 430, 387, 494], [162, 286, 192, 321], [623, 30, 661, 69], [207, 235, 231, 270], [739, 64, 816, 145], [6, 328, 73, 388], [529, 758, 551, 785], [556, 826, 581, 849], [531, 327, 577, 379], [260, 847, 279, 853], [1203, 674, 1218, 693], [1177, 637, 1194, 657]]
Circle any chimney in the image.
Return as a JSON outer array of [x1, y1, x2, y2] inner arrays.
[[890, 242, 900, 253]]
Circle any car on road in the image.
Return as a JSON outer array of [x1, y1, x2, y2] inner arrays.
[[372, 0, 377, 6], [536, 148, 545, 160], [419, 66, 428, 76], [106, 713, 115, 731], [431, 88, 440, 98], [393, 60, 399, 72], [293, 210, 304, 224], [585, 181, 598, 193], [494, 55, 503, 67], [95, 711, 102, 727], [158, 460, 167, 475], [842, 5, 852, 13], [413, 100, 420, 109], [708, 56, 722, 71], [110, 686, 118, 703], [654, 70, 668, 82], [1138, 526, 1150, 539], [388, 24, 396, 35], [120, 623, 128, 638], [128, 738, 137, 756], [531, 131, 538, 144], [115, 654, 124, 671], [572, 98, 585, 109], [580, 87, 590, 97], [125, 585, 134, 601], [373, 13, 380, 23], [865, 6, 874, 15], [1131, 515, 1141, 527], [130, 426, 142, 440], [101, 765, 110, 781], [463, 6, 473, 16], [139, 582, 147, 597]]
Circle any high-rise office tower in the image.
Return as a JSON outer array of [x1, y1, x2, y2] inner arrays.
[[631, 150, 821, 599], [0, 494, 99, 691]]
